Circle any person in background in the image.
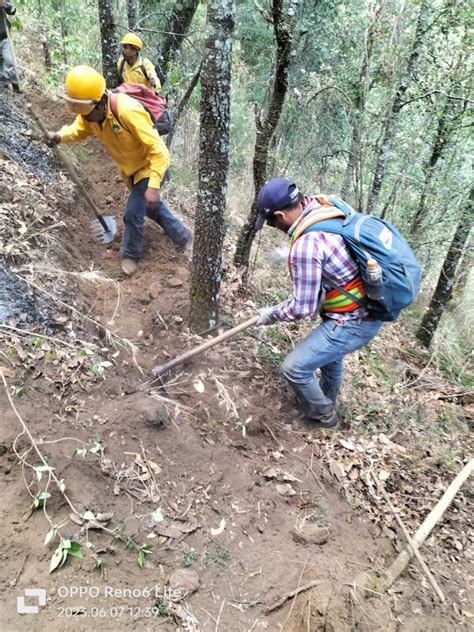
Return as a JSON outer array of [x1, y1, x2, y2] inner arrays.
[[0, 0, 19, 92], [255, 178, 384, 431], [117, 33, 161, 94], [44, 65, 191, 277]]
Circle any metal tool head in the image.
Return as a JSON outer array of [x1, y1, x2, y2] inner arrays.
[[90, 216, 117, 244]]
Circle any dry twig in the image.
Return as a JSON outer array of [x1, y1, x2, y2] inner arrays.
[[266, 580, 322, 614]]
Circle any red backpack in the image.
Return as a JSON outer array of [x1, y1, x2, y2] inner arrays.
[[110, 84, 172, 136]]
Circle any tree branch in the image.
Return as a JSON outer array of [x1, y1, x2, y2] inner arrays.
[[306, 85, 353, 107], [400, 90, 472, 109]]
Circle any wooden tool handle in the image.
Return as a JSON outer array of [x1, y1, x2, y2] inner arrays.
[[153, 316, 260, 376], [3, 8, 21, 92], [27, 103, 105, 222]]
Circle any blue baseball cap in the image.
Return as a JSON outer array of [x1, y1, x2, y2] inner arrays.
[[255, 178, 300, 229]]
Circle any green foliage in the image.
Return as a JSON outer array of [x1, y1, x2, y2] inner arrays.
[[205, 542, 231, 567], [50, 539, 83, 573], [182, 548, 197, 568], [32, 490, 51, 509], [137, 544, 153, 568]]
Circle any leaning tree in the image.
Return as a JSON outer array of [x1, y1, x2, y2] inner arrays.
[[416, 188, 473, 347], [233, 0, 300, 270], [189, 0, 236, 331]]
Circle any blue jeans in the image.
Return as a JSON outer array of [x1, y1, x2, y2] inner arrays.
[[121, 178, 191, 261], [282, 318, 383, 419], [0, 38, 16, 86]]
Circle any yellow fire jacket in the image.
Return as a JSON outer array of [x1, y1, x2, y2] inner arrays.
[[58, 92, 169, 190], [116, 55, 161, 93]]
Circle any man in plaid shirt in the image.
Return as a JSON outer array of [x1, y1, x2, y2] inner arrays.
[[255, 178, 383, 430]]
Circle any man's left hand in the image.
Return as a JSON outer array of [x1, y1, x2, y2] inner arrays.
[[145, 187, 160, 210]]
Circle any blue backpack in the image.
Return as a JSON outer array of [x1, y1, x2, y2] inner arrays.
[[304, 195, 421, 321]]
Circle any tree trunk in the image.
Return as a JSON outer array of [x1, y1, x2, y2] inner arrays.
[[166, 61, 203, 148], [60, 0, 68, 64], [156, 0, 200, 85], [366, 0, 429, 214], [97, 0, 118, 88], [340, 1, 381, 205], [127, 0, 138, 30], [189, 0, 236, 332], [410, 41, 468, 236], [410, 98, 459, 235], [416, 188, 473, 347], [41, 35, 52, 71], [233, 0, 300, 270]]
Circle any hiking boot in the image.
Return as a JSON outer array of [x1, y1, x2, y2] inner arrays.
[[307, 406, 341, 431], [121, 259, 137, 276]]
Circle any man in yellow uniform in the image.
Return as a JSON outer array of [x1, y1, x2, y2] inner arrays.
[[117, 33, 161, 94], [44, 65, 191, 276]]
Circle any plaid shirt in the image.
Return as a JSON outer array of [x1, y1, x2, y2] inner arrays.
[[269, 198, 368, 323]]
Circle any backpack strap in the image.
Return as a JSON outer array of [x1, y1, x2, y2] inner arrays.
[[322, 275, 366, 308], [118, 57, 148, 81], [290, 206, 345, 245], [109, 92, 130, 132], [289, 204, 366, 311], [119, 57, 126, 81]]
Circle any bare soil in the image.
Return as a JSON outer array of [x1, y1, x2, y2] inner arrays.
[[0, 94, 472, 631]]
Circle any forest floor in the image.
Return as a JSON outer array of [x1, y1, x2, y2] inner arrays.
[[0, 91, 472, 632]]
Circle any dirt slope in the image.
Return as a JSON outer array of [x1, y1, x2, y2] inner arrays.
[[0, 93, 471, 632]]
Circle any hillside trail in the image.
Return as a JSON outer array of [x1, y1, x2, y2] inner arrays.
[[0, 94, 467, 632]]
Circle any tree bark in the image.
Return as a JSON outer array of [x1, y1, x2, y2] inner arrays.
[[233, 0, 300, 270], [189, 0, 236, 332], [366, 0, 429, 214], [416, 188, 473, 347], [410, 98, 459, 235], [127, 0, 138, 31], [97, 0, 118, 88], [156, 0, 200, 85]]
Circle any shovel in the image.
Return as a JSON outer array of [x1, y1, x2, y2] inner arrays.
[[27, 104, 117, 244], [152, 316, 259, 377]]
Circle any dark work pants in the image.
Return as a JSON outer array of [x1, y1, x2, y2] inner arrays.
[[121, 178, 191, 261]]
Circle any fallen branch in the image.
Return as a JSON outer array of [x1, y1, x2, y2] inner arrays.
[[265, 580, 322, 614], [348, 460, 473, 600], [378, 483, 445, 602], [381, 459, 473, 591]]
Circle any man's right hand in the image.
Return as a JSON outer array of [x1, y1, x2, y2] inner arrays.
[[44, 131, 61, 147], [256, 307, 274, 326]]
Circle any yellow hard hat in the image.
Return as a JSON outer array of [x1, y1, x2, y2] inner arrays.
[[121, 33, 143, 49], [64, 65, 106, 115]]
